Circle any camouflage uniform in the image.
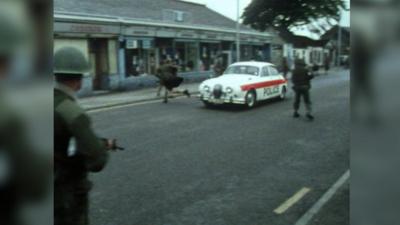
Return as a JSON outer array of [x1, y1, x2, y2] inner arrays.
[[54, 47, 109, 225], [291, 59, 314, 119]]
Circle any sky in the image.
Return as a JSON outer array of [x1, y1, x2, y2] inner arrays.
[[184, 0, 350, 39]]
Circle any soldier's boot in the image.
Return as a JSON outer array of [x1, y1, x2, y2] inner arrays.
[[163, 90, 168, 103], [305, 104, 314, 121], [293, 111, 300, 118]]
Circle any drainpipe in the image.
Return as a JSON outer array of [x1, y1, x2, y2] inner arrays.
[[118, 35, 126, 89], [236, 0, 241, 62]]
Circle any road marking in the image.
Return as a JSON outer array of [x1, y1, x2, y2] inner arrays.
[[293, 170, 350, 225], [274, 187, 311, 214], [88, 99, 162, 114]]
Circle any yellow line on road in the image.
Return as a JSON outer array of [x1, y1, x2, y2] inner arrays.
[[274, 187, 311, 215]]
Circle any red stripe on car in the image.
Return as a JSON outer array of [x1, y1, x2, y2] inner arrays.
[[241, 79, 287, 91]]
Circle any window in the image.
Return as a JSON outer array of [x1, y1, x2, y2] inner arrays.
[[175, 11, 184, 22], [163, 9, 190, 23], [261, 66, 270, 77], [224, 66, 259, 76], [269, 66, 279, 76]]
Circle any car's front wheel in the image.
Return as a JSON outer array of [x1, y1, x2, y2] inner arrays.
[[245, 91, 257, 108]]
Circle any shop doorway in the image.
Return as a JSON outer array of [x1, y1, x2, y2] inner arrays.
[[222, 51, 232, 68], [89, 38, 109, 90]]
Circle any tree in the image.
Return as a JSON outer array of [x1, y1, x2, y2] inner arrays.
[[242, 0, 346, 35]]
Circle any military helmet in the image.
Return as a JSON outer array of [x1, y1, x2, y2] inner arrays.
[[54, 47, 90, 75]]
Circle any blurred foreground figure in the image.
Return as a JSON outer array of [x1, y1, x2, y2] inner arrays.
[[291, 59, 315, 120], [0, 4, 49, 225], [54, 47, 114, 225]]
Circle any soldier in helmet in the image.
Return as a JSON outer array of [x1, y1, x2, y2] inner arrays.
[[291, 59, 315, 120], [54, 47, 115, 225]]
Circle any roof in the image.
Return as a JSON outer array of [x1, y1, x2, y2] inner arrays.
[[280, 33, 328, 48], [54, 0, 253, 32], [320, 25, 350, 41], [231, 61, 275, 67]]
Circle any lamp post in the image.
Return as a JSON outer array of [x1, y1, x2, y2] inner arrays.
[[236, 0, 241, 62]]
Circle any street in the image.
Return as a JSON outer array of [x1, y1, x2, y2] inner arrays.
[[89, 69, 350, 225]]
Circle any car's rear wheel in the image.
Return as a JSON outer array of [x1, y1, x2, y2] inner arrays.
[[279, 86, 287, 100], [245, 90, 257, 108]]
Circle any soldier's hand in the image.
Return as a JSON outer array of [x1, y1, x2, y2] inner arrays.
[[102, 138, 125, 151], [105, 139, 116, 151]]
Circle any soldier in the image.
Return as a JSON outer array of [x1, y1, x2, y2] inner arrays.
[[292, 59, 315, 121], [156, 59, 190, 103], [54, 47, 116, 225]]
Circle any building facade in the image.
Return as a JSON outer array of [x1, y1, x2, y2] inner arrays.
[[54, 0, 275, 96]]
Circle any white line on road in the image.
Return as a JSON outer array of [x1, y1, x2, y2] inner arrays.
[[88, 99, 162, 114], [274, 187, 311, 214], [293, 170, 350, 225], [87, 95, 200, 114]]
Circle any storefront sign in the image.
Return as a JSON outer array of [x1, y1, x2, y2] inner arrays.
[[126, 39, 139, 49], [220, 35, 235, 41], [142, 40, 153, 49], [125, 26, 156, 37], [176, 32, 199, 39], [199, 32, 220, 40], [156, 29, 176, 38], [54, 22, 120, 34], [125, 38, 154, 49]]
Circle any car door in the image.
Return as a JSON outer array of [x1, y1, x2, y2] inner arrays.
[[268, 66, 284, 97], [257, 66, 275, 100]]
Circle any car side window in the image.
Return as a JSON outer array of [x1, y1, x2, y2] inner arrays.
[[261, 66, 270, 77], [269, 66, 279, 76]]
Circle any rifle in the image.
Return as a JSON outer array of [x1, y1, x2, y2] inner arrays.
[[102, 138, 125, 151]]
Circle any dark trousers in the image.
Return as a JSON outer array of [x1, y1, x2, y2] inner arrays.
[[294, 86, 312, 114], [55, 183, 89, 225]]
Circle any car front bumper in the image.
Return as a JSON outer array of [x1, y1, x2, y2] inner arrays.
[[200, 94, 246, 105]]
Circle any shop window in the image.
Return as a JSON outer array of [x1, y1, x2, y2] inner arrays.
[[174, 41, 198, 72], [125, 38, 155, 77], [199, 42, 221, 71]]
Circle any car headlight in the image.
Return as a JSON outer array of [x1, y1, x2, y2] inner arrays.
[[226, 87, 233, 94], [203, 85, 210, 92]]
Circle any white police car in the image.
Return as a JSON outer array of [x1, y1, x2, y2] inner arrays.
[[199, 61, 288, 108]]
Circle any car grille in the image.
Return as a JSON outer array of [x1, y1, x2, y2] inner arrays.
[[213, 84, 223, 99]]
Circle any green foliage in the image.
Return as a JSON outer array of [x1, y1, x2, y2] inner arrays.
[[242, 0, 346, 31]]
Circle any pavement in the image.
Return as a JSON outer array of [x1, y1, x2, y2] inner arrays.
[[86, 69, 350, 225]]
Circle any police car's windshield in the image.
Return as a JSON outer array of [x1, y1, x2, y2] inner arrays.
[[224, 66, 260, 76]]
